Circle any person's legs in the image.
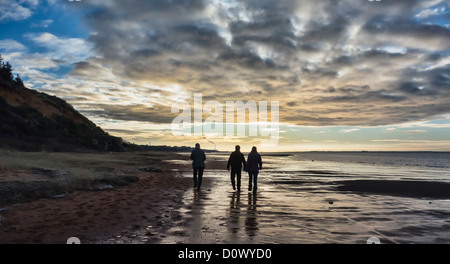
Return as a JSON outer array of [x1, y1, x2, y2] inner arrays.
[[248, 172, 253, 191], [193, 167, 198, 188], [253, 172, 258, 194], [230, 169, 236, 190], [236, 170, 241, 191], [197, 167, 204, 189]]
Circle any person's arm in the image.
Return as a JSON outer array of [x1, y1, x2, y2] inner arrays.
[[190, 151, 194, 160], [227, 154, 231, 170], [258, 155, 262, 170], [202, 151, 206, 161], [242, 154, 246, 171]]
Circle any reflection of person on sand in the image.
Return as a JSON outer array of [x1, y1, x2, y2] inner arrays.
[[228, 191, 241, 236], [190, 143, 206, 190], [246, 146, 262, 194], [245, 193, 259, 237], [227, 145, 246, 191]]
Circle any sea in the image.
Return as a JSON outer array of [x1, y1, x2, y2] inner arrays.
[[164, 152, 450, 244]]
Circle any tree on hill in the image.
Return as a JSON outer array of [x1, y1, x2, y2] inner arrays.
[[0, 53, 24, 86], [15, 74, 23, 86], [0, 54, 14, 82]]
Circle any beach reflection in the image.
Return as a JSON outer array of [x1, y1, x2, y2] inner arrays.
[[245, 193, 259, 237], [193, 189, 202, 202], [227, 191, 241, 237], [162, 153, 450, 244], [227, 191, 260, 239]]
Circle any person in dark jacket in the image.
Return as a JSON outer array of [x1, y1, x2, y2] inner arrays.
[[190, 143, 206, 190], [227, 145, 246, 191], [246, 146, 262, 194]]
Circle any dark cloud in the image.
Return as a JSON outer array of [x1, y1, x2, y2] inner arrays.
[[301, 66, 338, 79], [398, 64, 450, 97], [283, 98, 450, 127], [328, 48, 413, 68], [298, 42, 326, 52], [362, 49, 408, 59], [171, 22, 228, 53], [72, 61, 95, 72], [81, 103, 176, 124], [301, 15, 350, 43], [428, 65, 450, 89], [399, 82, 427, 94], [330, 55, 354, 66], [312, 89, 407, 104], [286, 101, 297, 107], [362, 15, 450, 49], [426, 53, 443, 62], [131, 49, 162, 59], [218, 49, 281, 70]]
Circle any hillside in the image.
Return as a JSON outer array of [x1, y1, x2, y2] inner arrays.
[[0, 57, 123, 152]]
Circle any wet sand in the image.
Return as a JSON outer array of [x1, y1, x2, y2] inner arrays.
[[156, 155, 450, 244], [0, 154, 190, 244], [2, 152, 450, 244], [337, 180, 450, 199]]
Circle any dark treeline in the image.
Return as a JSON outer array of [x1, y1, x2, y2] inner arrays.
[[123, 142, 218, 152]]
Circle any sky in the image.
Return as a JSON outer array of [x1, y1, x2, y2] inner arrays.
[[1, 0, 450, 152]]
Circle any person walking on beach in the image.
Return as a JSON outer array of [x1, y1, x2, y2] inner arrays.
[[246, 146, 262, 194], [190, 143, 206, 190], [227, 145, 246, 191]]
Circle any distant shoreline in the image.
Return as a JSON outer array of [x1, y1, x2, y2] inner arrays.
[[207, 150, 450, 153]]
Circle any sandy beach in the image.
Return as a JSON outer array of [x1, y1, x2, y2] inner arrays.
[[1, 151, 450, 244], [0, 151, 190, 244]]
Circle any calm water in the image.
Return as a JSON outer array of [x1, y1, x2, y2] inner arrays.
[[163, 152, 450, 244]]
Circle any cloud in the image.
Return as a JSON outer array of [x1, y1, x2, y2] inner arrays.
[[24, 32, 93, 64], [372, 139, 450, 143], [415, 7, 447, 19], [407, 130, 427, 133], [31, 19, 53, 28], [339, 128, 360, 133], [9, 0, 450, 130], [0, 39, 27, 51], [361, 15, 450, 50], [0, 0, 37, 21], [80, 103, 177, 124], [2, 33, 94, 90]]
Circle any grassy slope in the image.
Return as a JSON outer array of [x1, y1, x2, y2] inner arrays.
[[0, 78, 123, 152]]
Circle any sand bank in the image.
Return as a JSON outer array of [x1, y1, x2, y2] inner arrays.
[[337, 180, 450, 199]]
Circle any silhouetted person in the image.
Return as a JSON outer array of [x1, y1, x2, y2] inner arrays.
[[246, 146, 262, 194], [190, 143, 206, 190], [227, 145, 246, 191]]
